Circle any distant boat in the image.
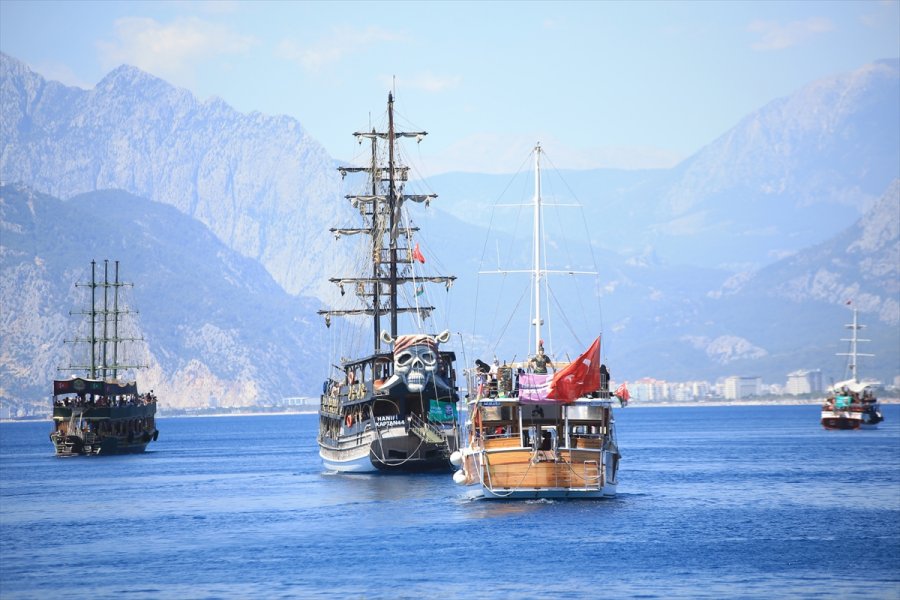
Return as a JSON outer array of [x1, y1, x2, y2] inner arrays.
[[451, 144, 625, 499], [821, 307, 884, 430], [316, 93, 460, 472], [50, 260, 159, 456]]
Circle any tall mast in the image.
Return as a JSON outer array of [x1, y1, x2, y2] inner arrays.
[[321, 93, 455, 351], [62, 261, 143, 379], [102, 259, 109, 380], [369, 129, 382, 351], [532, 143, 543, 354], [90, 260, 97, 378], [387, 92, 399, 337], [112, 260, 120, 380], [838, 307, 873, 383]]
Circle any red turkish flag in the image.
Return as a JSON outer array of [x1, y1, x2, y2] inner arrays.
[[548, 336, 601, 402]]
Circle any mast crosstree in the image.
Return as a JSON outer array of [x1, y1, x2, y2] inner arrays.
[[318, 93, 455, 352], [61, 259, 145, 380]]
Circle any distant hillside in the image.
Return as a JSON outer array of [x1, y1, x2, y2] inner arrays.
[[429, 60, 900, 272], [0, 52, 350, 299], [0, 184, 328, 408], [1, 54, 897, 395], [641, 179, 900, 383]]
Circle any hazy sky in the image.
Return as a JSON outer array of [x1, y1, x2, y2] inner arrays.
[[2, 0, 898, 174]]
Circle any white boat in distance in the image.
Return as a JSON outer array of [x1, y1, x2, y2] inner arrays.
[[821, 306, 884, 430]]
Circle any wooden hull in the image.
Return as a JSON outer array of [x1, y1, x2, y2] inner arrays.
[[453, 397, 621, 500], [460, 442, 618, 500]]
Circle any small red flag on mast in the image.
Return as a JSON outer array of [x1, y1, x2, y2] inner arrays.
[[412, 243, 426, 264]]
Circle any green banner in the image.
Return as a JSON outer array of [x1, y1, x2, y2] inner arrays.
[[428, 400, 457, 422]]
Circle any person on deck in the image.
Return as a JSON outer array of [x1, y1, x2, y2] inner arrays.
[[529, 341, 553, 374]]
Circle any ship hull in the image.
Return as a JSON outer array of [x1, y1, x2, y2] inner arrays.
[[455, 397, 620, 501], [50, 432, 156, 456], [821, 415, 882, 430], [820, 406, 883, 430], [463, 448, 618, 500], [50, 402, 158, 457], [319, 425, 457, 473]]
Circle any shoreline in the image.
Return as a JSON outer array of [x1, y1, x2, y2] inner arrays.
[[3, 398, 898, 423]]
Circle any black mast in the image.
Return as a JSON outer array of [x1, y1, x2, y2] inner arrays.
[[61, 260, 144, 380], [387, 92, 399, 337], [320, 93, 455, 354], [369, 128, 381, 351]]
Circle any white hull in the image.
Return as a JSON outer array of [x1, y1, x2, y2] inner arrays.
[[321, 450, 377, 473], [479, 483, 617, 500], [319, 422, 456, 473]]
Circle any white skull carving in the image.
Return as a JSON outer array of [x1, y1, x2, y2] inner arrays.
[[380, 330, 452, 394], [394, 343, 438, 392]]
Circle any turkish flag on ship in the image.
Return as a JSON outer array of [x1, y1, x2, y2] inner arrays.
[[412, 243, 426, 264], [615, 383, 630, 403], [548, 336, 601, 402]]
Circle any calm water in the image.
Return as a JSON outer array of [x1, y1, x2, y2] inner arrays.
[[1, 405, 898, 599]]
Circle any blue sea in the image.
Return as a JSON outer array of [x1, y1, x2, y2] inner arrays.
[[1, 405, 898, 599]]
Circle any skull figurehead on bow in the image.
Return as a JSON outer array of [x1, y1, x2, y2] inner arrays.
[[380, 330, 451, 394]]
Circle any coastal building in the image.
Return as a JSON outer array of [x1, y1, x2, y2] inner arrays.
[[670, 381, 711, 402], [631, 378, 670, 402], [785, 369, 823, 395], [723, 376, 762, 400], [280, 396, 318, 409]]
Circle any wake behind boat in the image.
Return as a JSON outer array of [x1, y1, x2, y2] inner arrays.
[[451, 144, 626, 499], [821, 306, 884, 430], [317, 93, 460, 473], [50, 260, 158, 456]]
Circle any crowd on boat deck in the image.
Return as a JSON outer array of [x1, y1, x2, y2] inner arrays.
[[826, 388, 878, 407], [54, 392, 157, 408], [473, 353, 611, 399]]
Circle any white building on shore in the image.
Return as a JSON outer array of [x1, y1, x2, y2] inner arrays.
[[785, 369, 823, 395], [723, 376, 762, 400]]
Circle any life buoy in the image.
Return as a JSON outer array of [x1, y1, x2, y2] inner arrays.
[[345, 414, 353, 427]]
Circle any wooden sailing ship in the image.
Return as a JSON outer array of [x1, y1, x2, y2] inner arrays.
[[451, 143, 625, 499], [50, 260, 158, 456], [821, 306, 884, 430], [317, 93, 460, 472]]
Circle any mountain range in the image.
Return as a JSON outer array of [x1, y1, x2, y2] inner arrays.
[[1, 52, 897, 409], [0, 184, 326, 409]]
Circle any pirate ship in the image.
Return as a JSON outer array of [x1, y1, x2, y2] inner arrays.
[[317, 93, 460, 472], [50, 260, 158, 456]]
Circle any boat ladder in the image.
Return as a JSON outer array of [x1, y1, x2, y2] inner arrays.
[[583, 459, 601, 489], [408, 413, 447, 446]]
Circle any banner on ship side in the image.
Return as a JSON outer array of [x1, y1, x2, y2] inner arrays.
[[53, 378, 105, 395]]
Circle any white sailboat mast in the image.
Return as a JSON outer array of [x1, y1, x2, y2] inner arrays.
[[838, 307, 873, 383], [532, 143, 543, 355]]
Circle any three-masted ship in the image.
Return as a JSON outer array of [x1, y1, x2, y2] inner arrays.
[[821, 306, 884, 430], [451, 144, 624, 499], [317, 93, 460, 472], [50, 260, 158, 456]]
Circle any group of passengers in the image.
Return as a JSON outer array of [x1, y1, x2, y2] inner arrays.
[[473, 341, 611, 399], [54, 391, 158, 408], [830, 387, 877, 406]]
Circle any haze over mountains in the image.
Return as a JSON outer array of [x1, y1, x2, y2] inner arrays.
[[1, 52, 897, 408]]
